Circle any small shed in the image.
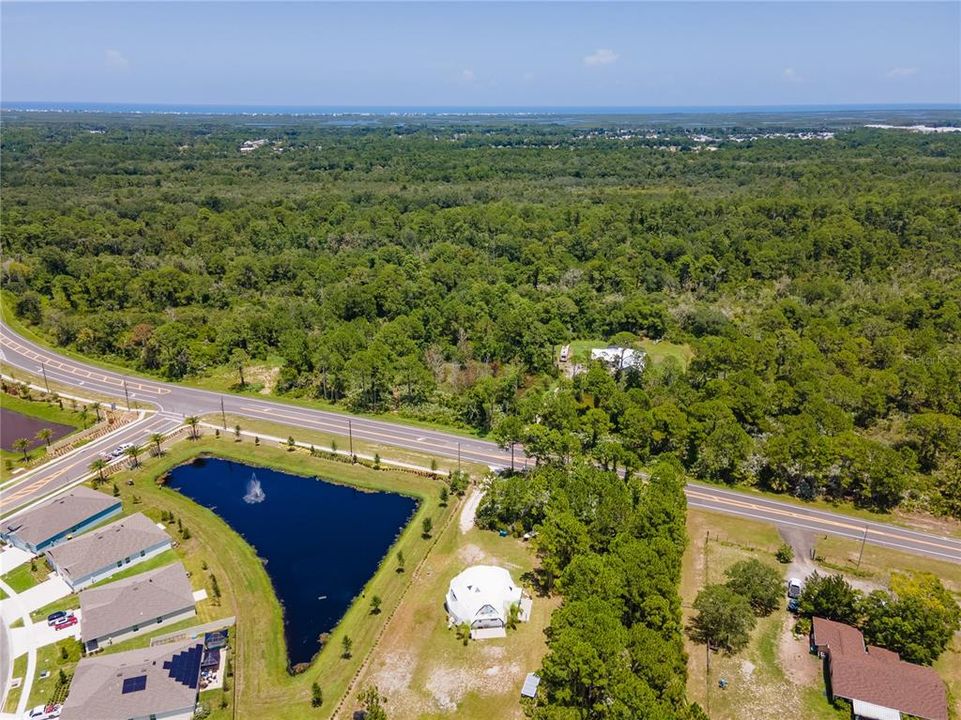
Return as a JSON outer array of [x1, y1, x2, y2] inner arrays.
[[521, 673, 541, 699]]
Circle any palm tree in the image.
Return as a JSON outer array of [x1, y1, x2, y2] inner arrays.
[[150, 432, 165, 456], [12, 438, 30, 461], [125, 444, 143, 468], [78, 406, 90, 428], [185, 416, 200, 439], [35, 428, 54, 448], [91, 402, 102, 423], [89, 458, 108, 485]]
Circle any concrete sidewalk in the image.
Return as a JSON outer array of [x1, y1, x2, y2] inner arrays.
[[8, 610, 82, 657], [0, 547, 32, 575], [13, 576, 71, 615]]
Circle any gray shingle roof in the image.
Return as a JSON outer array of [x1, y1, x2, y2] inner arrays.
[[1, 486, 119, 547], [60, 639, 203, 720], [80, 561, 195, 641], [45, 513, 170, 582]]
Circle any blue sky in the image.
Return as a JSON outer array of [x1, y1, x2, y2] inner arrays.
[[2, 2, 958, 107]]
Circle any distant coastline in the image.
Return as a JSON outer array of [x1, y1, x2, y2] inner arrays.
[[2, 101, 960, 117]]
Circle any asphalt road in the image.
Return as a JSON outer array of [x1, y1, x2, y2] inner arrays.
[[2, 321, 960, 563]]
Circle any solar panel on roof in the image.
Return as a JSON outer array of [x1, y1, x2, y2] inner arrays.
[[121, 675, 147, 694], [163, 644, 203, 689]]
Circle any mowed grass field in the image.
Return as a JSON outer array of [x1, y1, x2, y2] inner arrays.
[[566, 336, 694, 369], [93, 436, 458, 719], [348, 503, 555, 720], [681, 509, 961, 720]]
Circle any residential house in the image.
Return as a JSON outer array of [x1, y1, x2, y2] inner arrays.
[[80, 562, 196, 653], [1, 486, 121, 554], [45, 513, 171, 590], [810, 617, 948, 720], [60, 639, 203, 720]]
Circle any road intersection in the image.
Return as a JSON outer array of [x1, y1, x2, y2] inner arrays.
[[1, 321, 960, 563]]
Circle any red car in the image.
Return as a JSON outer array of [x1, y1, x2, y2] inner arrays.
[[53, 616, 78, 631]]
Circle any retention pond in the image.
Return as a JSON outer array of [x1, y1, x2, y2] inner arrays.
[[168, 457, 417, 667]]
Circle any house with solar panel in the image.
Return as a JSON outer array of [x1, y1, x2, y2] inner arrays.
[[79, 562, 196, 653], [44, 512, 172, 590], [0, 485, 121, 554], [59, 638, 203, 720]]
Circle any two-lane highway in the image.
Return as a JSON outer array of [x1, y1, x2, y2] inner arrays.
[[2, 321, 960, 563]]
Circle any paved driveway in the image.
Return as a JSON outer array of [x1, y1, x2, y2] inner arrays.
[[0, 547, 32, 575], [8, 611, 82, 657], [15, 577, 71, 615]]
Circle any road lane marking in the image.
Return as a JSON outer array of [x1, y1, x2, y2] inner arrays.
[[685, 490, 961, 556]]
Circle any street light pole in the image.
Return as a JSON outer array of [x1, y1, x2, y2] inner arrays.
[[221, 397, 227, 429], [39, 362, 50, 394], [348, 419, 354, 462], [856, 525, 868, 569], [122, 378, 131, 410], [457, 442, 461, 473]]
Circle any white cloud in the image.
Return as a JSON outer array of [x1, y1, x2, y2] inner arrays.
[[887, 66, 919, 79], [584, 49, 619, 67], [105, 49, 129, 70], [782, 67, 801, 83], [460, 68, 475, 83]]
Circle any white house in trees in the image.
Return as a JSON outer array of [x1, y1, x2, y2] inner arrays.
[[590, 346, 646, 374], [446, 565, 523, 630]]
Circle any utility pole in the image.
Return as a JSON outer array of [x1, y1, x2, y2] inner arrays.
[[122, 378, 131, 410], [510, 442, 515, 473], [39, 362, 50, 394], [220, 397, 227, 429], [856, 525, 868, 569], [348, 419, 354, 462], [457, 442, 461, 473]]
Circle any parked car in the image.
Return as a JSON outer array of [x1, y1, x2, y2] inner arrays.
[[46, 611, 68, 626], [787, 578, 803, 612], [23, 704, 61, 720], [54, 615, 78, 631]]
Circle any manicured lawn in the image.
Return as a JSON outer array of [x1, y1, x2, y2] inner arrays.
[[0, 392, 86, 433], [101, 435, 457, 719], [1, 560, 49, 593], [27, 638, 81, 708], [2, 653, 27, 713]]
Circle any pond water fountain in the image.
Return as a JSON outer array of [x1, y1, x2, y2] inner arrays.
[[169, 457, 416, 667]]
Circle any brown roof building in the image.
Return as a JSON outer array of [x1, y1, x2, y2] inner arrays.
[[810, 617, 948, 720]]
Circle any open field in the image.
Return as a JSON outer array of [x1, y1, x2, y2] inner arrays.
[[566, 336, 694, 369], [681, 508, 961, 720], [348, 510, 554, 719], [91, 435, 458, 719]]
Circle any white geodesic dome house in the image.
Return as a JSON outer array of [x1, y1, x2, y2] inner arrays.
[[445, 565, 523, 629]]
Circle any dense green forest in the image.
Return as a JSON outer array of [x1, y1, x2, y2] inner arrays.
[[2, 116, 961, 519]]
